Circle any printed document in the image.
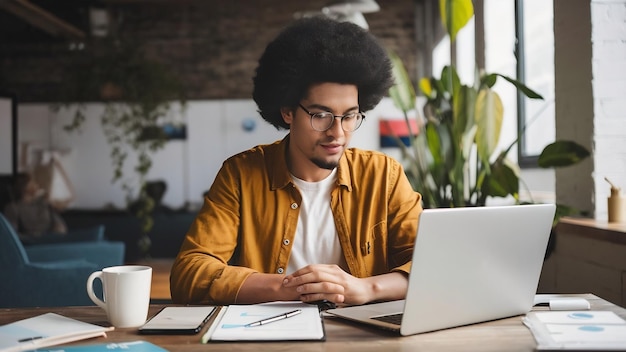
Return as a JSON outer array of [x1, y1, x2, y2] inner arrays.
[[203, 301, 325, 342], [523, 311, 626, 350]]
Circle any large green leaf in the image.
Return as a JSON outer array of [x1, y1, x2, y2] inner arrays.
[[538, 141, 590, 168], [482, 156, 520, 199], [496, 74, 544, 99], [481, 73, 497, 88], [426, 123, 443, 166], [461, 124, 477, 161], [439, 123, 455, 171], [440, 65, 461, 96], [474, 88, 503, 167], [453, 85, 476, 143], [388, 51, 416, 112], [440, 0, 474, 42]]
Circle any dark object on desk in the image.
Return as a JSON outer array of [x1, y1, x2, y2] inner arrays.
[[310, 300, 337, 311], [139, 306, 216, 335], [0, 212, 125, 308]]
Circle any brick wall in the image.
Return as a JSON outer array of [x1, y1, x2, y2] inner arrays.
[[555, 0, 626, 220], [0, 0, 418, 102], [591, 0, 626, 220]]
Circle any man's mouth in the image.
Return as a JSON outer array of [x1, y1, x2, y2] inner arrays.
[[321, 143, 343, 154]]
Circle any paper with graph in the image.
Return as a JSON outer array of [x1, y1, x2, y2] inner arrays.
[[203, 301, 325, 342], [523, 310, 626, 350]]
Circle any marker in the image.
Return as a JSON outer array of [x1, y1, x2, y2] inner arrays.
[[244, 309, 302, 327]]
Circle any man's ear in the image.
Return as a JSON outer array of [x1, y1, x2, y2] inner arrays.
[[280, 107, 294, 126]]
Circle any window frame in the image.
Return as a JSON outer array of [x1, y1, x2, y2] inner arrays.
[[515, 0, 554, 168]]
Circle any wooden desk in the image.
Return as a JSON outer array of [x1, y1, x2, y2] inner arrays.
[[2, 294, 625, 351]]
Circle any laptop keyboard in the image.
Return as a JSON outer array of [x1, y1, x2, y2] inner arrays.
[[371, 313, 403, 325]]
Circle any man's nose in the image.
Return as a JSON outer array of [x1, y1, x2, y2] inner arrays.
[[326, 116, 345, 136]]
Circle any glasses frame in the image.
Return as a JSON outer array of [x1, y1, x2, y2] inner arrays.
[[298, 104, 365, 132]]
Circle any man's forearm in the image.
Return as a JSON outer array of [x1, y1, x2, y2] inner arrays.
[[363, 271, 409, 303], [236, 273, 300, 304]]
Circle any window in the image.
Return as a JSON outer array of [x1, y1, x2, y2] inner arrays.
[[431, 0, 556, 168], [515, 0, 555, 167]]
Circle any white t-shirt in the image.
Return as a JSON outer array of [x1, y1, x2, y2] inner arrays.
[[287, 169, 345, 274]]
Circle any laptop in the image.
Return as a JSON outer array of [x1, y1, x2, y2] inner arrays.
[[325, 203, 556, 336]]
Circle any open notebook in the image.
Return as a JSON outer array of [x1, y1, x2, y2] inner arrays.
[[0, 313, 113, 352], [326, 204, 556, 336]]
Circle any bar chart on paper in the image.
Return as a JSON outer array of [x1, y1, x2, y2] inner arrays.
[[203, 302, 325, 342]]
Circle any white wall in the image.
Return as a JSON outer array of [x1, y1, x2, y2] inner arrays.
[[0, 98, 13, 174], [553, 0, 626, 220], [16, 99, 405, 210], [591, 0, 626, 220]]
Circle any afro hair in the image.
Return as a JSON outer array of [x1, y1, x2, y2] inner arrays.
[[252, 17, 394, 130]]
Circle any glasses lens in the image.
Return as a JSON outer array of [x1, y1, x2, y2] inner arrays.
[[311, 113, 334, 131], [306, 109, 364, 132], [341, 113, 363, 132]]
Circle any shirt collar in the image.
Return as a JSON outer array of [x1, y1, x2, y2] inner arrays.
[[268, 134, 353, 192]]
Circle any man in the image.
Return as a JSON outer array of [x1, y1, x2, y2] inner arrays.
[[170, 17, 422, 305]]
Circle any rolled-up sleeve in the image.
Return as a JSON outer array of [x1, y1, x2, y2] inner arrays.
[[170, 160, 257, 305]]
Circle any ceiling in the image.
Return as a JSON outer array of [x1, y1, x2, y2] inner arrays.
[[0, 0, 99, 43], [0, 0, 435, 44]]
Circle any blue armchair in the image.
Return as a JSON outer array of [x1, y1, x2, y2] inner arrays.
[[0, 213, 125, 308]]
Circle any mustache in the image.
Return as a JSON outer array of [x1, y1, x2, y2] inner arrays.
[[319, 137, 342, 145]]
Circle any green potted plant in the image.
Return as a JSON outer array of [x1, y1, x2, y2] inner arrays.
[[387, 0, 589, 214]]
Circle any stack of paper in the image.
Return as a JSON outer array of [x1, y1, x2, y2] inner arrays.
[[203, 301, 325, 342], [0, 313, 113, 352], [523, 311, 626, 350]]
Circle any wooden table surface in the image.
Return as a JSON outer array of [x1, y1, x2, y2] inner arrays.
[[2, 294, 624, 351]]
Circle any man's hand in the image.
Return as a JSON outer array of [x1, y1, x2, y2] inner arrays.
[[282, 264, 408, 305]]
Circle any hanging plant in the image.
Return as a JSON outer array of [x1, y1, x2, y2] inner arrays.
[[54, 36, 186, 256]]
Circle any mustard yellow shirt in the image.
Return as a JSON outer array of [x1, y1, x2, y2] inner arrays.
[[170, 135, 423, 304]]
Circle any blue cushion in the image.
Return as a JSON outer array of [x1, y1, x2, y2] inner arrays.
[[0, 213, 125, 308], [21, 225, 105, 245]]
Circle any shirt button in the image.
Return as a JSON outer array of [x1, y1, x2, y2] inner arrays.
[[277, 267, 284, 274], [283, 239, 290, 246], [291, 203, 298, 209]]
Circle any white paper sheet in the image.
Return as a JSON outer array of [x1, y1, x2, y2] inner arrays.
[[524, 311, 626, 350], [204, 301, 324, 342]]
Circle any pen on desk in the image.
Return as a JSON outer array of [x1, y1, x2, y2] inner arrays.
[[244, 309, 302, 327], [18, 336, 43, 343]]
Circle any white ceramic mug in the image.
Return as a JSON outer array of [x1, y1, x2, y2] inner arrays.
[[86, 265, 152, 328]]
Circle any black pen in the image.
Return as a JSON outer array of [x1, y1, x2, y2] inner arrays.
[[244, 309, 302, 327], [18, 336, 43, 343]]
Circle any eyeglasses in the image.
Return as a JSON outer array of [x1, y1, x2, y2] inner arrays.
[[298, 104, 364, 132]]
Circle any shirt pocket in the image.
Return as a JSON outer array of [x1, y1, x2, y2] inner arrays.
[[360, 221, 388, 275]]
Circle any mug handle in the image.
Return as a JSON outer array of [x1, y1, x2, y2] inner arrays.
[[86, 271, 107, 310]]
